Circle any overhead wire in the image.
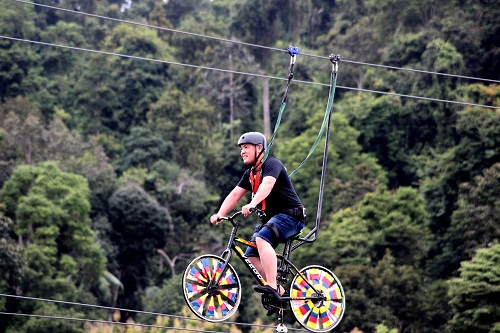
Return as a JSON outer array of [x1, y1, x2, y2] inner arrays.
[[0, 293, 309, 332], [0, 36, 289, 82], [0, 35, 498, 110], [0, 292, 204, 323], [11, 0, 500, 85], [342, 58, 500, 84], [0, 312, 229, 333], [12, 0, 287, 54]]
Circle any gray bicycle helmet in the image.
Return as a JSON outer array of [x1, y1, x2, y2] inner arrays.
[[237, 132, 267, 150]]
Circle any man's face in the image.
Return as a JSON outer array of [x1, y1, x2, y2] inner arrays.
[[240, 144, 261, 165]]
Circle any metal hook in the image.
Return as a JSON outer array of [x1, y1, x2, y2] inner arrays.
[[329, 54, 340, 73]]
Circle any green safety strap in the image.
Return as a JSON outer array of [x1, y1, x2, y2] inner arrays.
[[291, 54, 341, 249], [289, 55, 339, 179], [264, 46, 300, 162]]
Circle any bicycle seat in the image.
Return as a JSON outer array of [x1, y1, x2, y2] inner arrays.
[[282, 230, 303, 251], [285, 230, 303, 242]]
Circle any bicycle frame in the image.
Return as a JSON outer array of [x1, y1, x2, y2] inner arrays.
[[183, 210, 346, 332], [216, 211, 324, 301]]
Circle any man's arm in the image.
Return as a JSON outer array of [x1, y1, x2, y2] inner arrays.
[[210, 186, 248, 224], [242, 175, 276, 216]]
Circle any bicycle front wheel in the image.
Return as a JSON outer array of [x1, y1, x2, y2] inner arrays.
[[182, 255, 241, 322], [290, 265, 345, 333]]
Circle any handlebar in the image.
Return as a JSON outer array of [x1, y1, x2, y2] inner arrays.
[[216, 211, 242, 222], [216, 207, 266, 224]]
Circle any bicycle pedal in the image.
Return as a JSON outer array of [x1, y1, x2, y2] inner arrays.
[[262, 294, 287, 316], [261, 294, 276, 310]]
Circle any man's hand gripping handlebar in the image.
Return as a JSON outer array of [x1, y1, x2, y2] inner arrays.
[[210, 208, 266, 226]]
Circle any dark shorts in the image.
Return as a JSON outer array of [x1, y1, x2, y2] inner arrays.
[[244, 213, 305, 257]]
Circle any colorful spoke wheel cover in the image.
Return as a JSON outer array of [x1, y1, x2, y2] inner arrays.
[[182, 255, 241, 322], [290, 265, 345, 332]]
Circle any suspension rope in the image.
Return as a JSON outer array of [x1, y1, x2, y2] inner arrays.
[[289, 55, 339, 178], [264, 46, 300, 160], [291, 55, 339, 250], [314, 55, 340, 230]]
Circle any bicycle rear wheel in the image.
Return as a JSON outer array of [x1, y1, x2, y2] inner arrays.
[[290, 265, 345, 332], [182, 255, 241, 322]]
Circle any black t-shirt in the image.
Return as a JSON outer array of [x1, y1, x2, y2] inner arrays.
[[237, 156, 302, 216]]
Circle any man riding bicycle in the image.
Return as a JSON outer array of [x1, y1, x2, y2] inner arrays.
[[210, 132, 306, 311]]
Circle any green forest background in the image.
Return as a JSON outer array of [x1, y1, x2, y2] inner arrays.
[[0, 0, 499, 332]]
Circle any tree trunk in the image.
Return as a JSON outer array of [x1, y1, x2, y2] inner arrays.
[[157, 249, 190, 279]]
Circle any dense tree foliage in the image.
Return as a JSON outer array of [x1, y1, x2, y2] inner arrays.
[[0, 0, 499, 332], [0, 162, 107, 332], [0, 212, 23, 322], [448, 244, 500, 333]]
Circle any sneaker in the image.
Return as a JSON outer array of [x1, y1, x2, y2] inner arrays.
[[254, 285, 281, 300]]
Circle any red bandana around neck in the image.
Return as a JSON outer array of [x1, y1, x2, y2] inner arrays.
[[249, 161, 266, 211]]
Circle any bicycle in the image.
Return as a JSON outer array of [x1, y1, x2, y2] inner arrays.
[[182, 209, 345, 333]]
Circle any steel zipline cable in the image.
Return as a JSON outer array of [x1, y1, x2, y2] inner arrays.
[[341, 58, 500, 83], [0, 293, 310, 332], [10, 0, 500, 85], [0, 292, 204, 324], [0, 35, 498, 110], [0, 312, 228, 333]]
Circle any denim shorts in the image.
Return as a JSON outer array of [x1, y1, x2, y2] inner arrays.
[[244, 213, 305, 257]]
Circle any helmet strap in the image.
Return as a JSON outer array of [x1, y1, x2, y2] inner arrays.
[[253, 145, 264, 167]]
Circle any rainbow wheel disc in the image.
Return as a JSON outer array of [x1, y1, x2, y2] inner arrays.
[[290, 265, 345, 333], [182, 255, 241, 322]]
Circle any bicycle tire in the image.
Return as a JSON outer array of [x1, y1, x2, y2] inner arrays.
[[182, 255, 241, 322], [289, 265, 345, 332]]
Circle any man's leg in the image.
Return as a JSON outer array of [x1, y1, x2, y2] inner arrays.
[[248, 256, 266, 281], [256, 237, 278, 290], [252, 239, 284, 317]]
